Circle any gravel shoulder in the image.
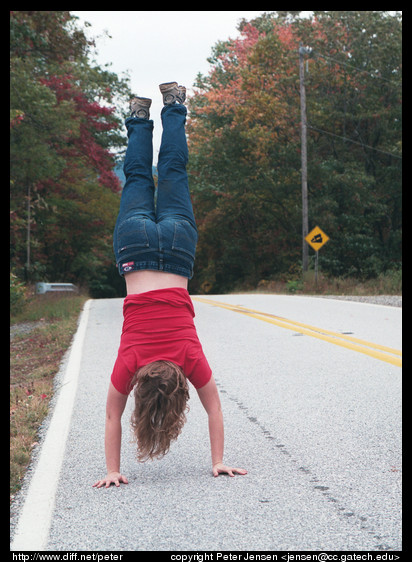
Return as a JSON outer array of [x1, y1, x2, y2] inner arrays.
[[10, 320, 47, 341], [315, 295, 402, 307]]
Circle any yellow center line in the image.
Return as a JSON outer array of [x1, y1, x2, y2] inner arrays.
[[193, 296, 402, 368]]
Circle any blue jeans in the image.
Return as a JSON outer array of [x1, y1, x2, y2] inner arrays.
[[113, 104, 198, 278]]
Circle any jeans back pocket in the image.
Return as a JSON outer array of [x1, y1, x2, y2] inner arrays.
[[116, 216, 150, 254], [172, 220, 198, 259]]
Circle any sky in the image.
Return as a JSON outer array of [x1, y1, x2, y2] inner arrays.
[[71, 11, 271, 161]]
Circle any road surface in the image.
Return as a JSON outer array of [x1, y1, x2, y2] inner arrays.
[[11, 294, 402, 552]]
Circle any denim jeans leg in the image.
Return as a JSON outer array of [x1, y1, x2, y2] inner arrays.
[[156, 104, 196, 229], [119, 117, 156, 221], [113, 117, 156, 255]]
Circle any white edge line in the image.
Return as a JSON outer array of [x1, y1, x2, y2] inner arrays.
[[11, 299, 92, 552]]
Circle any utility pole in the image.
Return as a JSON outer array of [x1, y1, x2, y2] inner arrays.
[[299, 44, 311, 273]]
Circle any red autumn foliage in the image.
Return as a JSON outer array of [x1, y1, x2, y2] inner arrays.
[[38, 74, 121, 194]]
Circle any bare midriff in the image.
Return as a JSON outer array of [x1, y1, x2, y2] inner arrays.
[[124, 270, 188, 295]]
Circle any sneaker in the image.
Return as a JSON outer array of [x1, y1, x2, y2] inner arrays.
[[129, 96, 152, 119], [177, 85, 186, 104], [159, 82, 181, 105]]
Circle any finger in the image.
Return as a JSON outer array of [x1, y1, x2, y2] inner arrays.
[[120, 475, 129, 484], [214, 467, 231, 477]]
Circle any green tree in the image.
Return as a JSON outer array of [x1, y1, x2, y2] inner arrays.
[[296, 11, 402, 277], [188, 11, 402, 292]]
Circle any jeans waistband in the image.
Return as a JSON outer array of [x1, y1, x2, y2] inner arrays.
[[117, 251, 194, 279]]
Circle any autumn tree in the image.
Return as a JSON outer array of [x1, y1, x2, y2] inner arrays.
[[10, 11, 131, 294]]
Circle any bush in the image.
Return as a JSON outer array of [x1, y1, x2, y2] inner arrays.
[[10, 271, 27, 316]]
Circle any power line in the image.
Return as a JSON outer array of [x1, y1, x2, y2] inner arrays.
[[307, 123, 402, 159], [312, 49, 401, 87]]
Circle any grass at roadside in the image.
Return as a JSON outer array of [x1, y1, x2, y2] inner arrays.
[[241, 268, 402, 295], [10, 292, 88, 501]]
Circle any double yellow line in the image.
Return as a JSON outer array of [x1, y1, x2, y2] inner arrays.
[[193, 296, 402, 368]]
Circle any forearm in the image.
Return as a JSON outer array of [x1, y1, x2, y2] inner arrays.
[[105, 417, 122, 473], [93, 384, 128, 488], [208, 409, 224, 466], [197, 376, 246, 476]]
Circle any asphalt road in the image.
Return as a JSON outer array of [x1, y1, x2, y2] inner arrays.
[[11, 294, 402, 552]]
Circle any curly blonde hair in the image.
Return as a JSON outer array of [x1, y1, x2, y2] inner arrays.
[[130, 360, 190, 462]]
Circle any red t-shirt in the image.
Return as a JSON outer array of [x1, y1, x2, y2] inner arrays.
[[111, 288, 212, 394]]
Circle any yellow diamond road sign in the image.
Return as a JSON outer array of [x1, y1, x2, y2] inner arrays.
[[305, 226, 330, 251]]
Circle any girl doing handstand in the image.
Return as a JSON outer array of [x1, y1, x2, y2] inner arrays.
[[93, 82, 247, 488]]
